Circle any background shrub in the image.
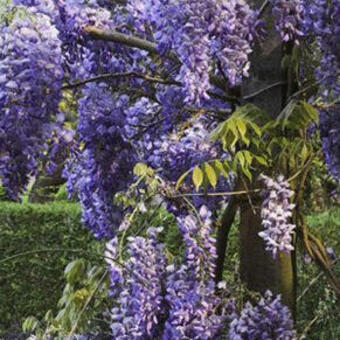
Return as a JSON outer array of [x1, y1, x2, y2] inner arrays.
[[0, 202, 101, 333]]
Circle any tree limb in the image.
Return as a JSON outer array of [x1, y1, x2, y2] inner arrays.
[[83, 26, 229, 92], [84, 26, 168, 58], [62, 71, 181, 89]]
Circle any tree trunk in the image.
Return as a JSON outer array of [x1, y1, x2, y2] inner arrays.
[[238, 0, 296, 315], [239, 199, 295, 313]]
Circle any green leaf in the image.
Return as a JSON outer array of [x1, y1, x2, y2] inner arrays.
[[248, 121, 262, 136], [242, 150, 253, 165], [192, 166, 203, 190], [23, 317, 39, 332], [64, 259, 87, 285], [238, 119, 251, 145], [176, 169, 191, 190], [254, 155, 268, 166], [301, 143, 309, 163], [228, 119, 239, 148], [277, 100, 319, 129], [242, 167, 253, 181], [301, 101, 319, 122], [204, 163, 217, 188], [236, 151, 245, 169], [133, 162, 148, 176], [214, 160, 229, 177]]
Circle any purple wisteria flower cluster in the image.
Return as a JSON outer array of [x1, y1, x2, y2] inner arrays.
[[301, 0, 339, 181], [229, 290, 296, 340], [105, 206, 228, 339], [128, 0, 264, 103], [63, 83, 137, 238], [259, 174, 296, 259], [105, 206, 296, 339], [106, 228, 167, 338], [302, 0, 340, 96], [319, 106, 340, 181], [0, 4, 63, 199], [271, 0, 304, 43]]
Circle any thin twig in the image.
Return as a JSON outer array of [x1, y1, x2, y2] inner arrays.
[[62, 71, 180, 89], [240, 177, 257, 215], [259, 0, 271, 16], [0, 248, 151, 288], [287, 71, 340, 102], [0, 248, 94, 264], [63, 70, 238, 103], [242, 81, 286, 100], [297, 258, 338, 302], [166, 188, 261, 199], [298, 314, 320, 340]]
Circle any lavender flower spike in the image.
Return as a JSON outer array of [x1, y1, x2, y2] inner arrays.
[[259, 174, 296, 259]]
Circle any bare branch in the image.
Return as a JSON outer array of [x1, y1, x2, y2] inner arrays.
[[83, 26, 178, 61], [259, 0, 271, 16], [242, 81, 286, 100], [62, 71, 180, 89], [165, 188, 261, 199]]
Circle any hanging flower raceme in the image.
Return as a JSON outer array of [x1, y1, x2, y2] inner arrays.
[[259, 174, 296, 259], [0, 8, 63, 199], [106, 227, 167, 339], [302, 0, 340, 96], [271, 0, 304, 43], [63, 83, 137, 238], [164, 206, 225, 339], [128, 0, 264, 103], [105, 207, 228, 339], [229, 290, 296, 340], [319, 106, 340, 181]]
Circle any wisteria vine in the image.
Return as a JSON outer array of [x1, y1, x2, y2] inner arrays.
[[0, 0, 338, 338]]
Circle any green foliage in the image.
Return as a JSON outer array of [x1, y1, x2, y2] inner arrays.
[[22, 260, 110, 339], [276, 100, 319, 130], [54, 184, 69, 201], [177, 104, 269, 189], [53, 262, 108, 336], [296, 207, 340, 340], [210, 103, 264, 148], [176, 99, 320, 191], [0, 202, 101, 332]]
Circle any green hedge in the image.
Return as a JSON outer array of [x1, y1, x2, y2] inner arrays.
[[0, 202, 100, 331]]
